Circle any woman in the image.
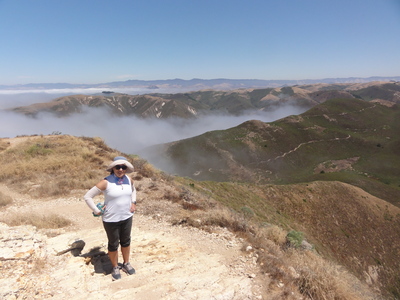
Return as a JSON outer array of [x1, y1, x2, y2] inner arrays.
[[84, 156, 137, 281]]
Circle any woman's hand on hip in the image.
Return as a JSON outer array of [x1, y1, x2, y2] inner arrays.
[[130, 203, 136, 213]]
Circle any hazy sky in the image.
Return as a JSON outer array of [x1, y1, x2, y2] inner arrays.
[[1, 0, 399, 85]]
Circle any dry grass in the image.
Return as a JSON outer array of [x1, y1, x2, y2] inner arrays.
[[0, 135, 128, 198], [0, 139, 10, 151], [288, 250, 373, 300], [0, 135, 170, 200], [258, 227, 375, 299], [200, 207, 252, 233], [0, 191, 13, 207], [171, 198, 256, 237], [261, 224, 288, 246], [0, 135, 382, 299], [145, 178, 377, 299], [245, 226, 375, 300], [163, 189, 182, 202], [0, 136, 103, 187], [164, 185, 377, 300], [132, 157, 157, 178], [0, 212, 71, 229]]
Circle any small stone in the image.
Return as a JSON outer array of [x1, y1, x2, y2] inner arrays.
[[301, 240, 313, 250]]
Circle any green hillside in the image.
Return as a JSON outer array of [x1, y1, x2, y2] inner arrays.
[[153, 98, 400, 207], [350, 83, 400, 102], [142, 97, 400, 297]]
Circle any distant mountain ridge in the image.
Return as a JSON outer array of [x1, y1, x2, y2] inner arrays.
[[1, 76, 400, 91], [10, 93, 198, 119], [8, 81, 400, 119], [2, 88, 400, 298]]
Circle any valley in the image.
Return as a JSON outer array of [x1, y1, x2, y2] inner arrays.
[[1, 81, 400, 299]]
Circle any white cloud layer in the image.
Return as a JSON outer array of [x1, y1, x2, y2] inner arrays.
[[0, 88, 146, 96], [0, 105, 305, 155]]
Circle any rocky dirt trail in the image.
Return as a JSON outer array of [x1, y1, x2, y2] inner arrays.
[[0, 182, 269, 300]]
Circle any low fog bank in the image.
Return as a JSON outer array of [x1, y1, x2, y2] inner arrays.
[[0, 104, 306, 171], [0, 87, 204, 109], [0, 93, 75, 109]]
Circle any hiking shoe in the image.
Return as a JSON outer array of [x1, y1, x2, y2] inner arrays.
[[111, 266, 121, 281], [122, 262, 135, 275]]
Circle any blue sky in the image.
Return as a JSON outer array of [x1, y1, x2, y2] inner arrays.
[[1, 0, 399, 85]]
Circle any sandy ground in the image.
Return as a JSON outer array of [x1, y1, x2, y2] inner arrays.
[[0, 183, 271, 300]]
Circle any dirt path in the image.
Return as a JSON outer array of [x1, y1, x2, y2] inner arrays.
[[0, 185, 268, 299]]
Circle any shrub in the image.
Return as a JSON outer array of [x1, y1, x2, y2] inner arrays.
[[164, 189, 181, 202], [0, 212, 71, 229], [0, 139, 10, 151], [240, 206, 255, 218], [26, 144, 52, 156], [132, 157, 157, 178], [286, 230, 304, 248], [0, 191, 13, 207], [289, 250, 366, 300], [201, 207, 250, 233], [260, 224, 287, 246]]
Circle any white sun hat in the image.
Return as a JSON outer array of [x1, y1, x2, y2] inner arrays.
[[106, 156, 134, 173]]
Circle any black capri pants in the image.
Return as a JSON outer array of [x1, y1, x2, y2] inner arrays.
[[103, 216, 133, 252]]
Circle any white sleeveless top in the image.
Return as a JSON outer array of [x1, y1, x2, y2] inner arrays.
[[102, 174, 134, 222]]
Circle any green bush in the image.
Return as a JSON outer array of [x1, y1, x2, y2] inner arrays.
[[286, 230, 304, 248], [240, 206, 255, 218], [26, 144, 52, 156]]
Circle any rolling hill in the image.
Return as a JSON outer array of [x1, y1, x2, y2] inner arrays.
[[185, 179, 400, 299], [142, 97, 400, 298], [10, 93, 199, 119], [2, 81, 400, 298], [8, 81, 400, 119], [147, 98, 400, 207], [0, 134, 399, 298]]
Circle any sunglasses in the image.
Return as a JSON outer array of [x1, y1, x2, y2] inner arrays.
[[114, 165, 127, 170]]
